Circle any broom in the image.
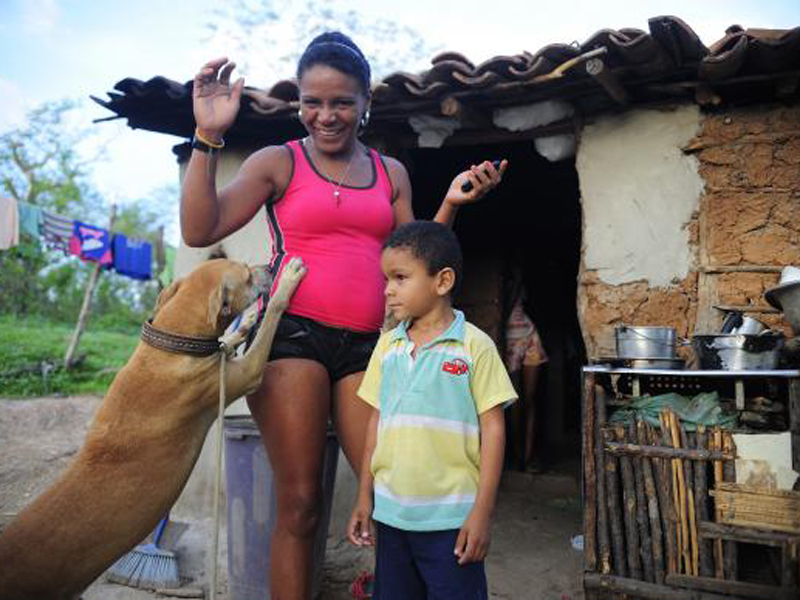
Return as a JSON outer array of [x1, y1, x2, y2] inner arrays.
[[106, 514, 180, 589]]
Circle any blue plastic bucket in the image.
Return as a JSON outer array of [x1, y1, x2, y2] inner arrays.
[[224, 415, 339, 599]]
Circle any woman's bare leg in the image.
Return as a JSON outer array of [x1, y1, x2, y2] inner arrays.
[[522, 365, 540, 468], [247, 358, 331, 600], [332, 371, 371, 476]]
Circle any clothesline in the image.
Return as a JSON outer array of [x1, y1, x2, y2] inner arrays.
[[0, 196, 175, 285]]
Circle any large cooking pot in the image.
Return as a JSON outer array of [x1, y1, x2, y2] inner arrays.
[[692, 333, 784, 370], [615, 326, 677, 359]]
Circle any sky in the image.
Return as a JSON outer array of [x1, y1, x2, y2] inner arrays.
[[1, 0, 799, 240]]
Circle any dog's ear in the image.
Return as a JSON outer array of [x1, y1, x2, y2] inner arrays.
[[153, 280, 182, 317], [208, 282, 232, 330]]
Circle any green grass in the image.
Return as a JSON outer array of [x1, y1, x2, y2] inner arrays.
[[0, 315, 139, 397]]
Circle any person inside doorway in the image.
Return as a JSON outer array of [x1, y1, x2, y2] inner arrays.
[[504, 266, 548, 472]]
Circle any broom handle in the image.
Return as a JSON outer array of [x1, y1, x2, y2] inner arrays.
[[152, 515, 170, 549]]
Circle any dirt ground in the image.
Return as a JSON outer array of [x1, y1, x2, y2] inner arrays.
[[0, 395, 585, 599]]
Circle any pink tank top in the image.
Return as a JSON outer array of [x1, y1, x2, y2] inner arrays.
[[267, 140, 395, 332]]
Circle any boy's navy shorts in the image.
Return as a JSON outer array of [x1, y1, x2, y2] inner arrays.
[[374, 521, 488, 600]]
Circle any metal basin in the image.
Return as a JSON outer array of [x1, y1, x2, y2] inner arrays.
[[691, 333, 784, 370], [615, 326, 677, 359]]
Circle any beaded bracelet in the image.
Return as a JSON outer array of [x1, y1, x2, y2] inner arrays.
[[192, 128, 225, 153]]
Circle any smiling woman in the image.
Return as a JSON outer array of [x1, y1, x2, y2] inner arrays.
[[179, 29, 505, 600]]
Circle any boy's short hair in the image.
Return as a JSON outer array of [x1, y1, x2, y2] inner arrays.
[[383, 221, 463, 290]]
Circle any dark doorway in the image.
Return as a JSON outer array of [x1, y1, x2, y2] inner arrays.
[[405, 140, 587, 471]]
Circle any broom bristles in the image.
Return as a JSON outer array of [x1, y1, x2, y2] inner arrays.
[[106, 543, 180, 589]]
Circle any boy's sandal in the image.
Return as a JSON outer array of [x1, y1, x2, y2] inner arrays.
[[350, 570, 374, 599]]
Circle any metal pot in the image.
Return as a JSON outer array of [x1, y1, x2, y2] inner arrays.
[[615, 326, 677, 359], [628, 357, 685, 370], [691, 333, 785, 370]]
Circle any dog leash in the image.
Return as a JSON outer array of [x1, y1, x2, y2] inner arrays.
[[141, 314, 257, 599], [209, 340, 232, 600]]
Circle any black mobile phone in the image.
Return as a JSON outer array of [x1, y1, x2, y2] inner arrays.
[[460, 160, 503, 193]]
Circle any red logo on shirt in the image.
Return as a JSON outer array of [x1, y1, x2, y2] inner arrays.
[[442, 358, 469, 376]]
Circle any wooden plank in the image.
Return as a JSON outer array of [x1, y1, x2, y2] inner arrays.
[[699, 521, 800, 547], [666, 573, 797, 599], [583, 572, 729, 599], [604, 442, 732, 461], [582, 372, 598, 572]]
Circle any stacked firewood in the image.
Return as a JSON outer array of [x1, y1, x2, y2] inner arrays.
[[597, 411, 737, 584]]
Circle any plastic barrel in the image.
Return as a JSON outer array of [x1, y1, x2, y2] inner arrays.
[[224, 415, 339, 599]]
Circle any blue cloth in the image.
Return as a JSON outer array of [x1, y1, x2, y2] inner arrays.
[[374, 522, 487, 600], [112, 234, 152, 280], [70, 221, 112, 265]]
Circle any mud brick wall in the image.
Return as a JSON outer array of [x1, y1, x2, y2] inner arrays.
[[692, 104, 800, 335], [579, 103, 800, 358]]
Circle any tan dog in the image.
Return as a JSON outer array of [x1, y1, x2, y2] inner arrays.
[[0, 257, 306, 599]]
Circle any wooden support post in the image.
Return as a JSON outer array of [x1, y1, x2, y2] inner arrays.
[[64, 204, 117, 370], [694, 427, 714, 578], [583, 372, 598, 572], [638, 421, 665, 584], [648, 423, 678, 576], [630, 421, 655, 582], [679, 425, 699, 577], [603, 427, 627, 577], [585, 57, 629, 105], [721, 433, 738, 580], [595, 386, 612, 574], [711, 429, 726, 578], [617, 426, 643, 580]]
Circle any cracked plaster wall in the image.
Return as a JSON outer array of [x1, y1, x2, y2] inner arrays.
[[576, 103, 800, 358]]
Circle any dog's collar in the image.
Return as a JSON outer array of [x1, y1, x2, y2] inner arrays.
[[141, 319, 221, 357]]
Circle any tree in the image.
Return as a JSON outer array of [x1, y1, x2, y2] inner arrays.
[[204, 0, 442, 87], [0, 101, 175, 328], [0, 100, 104, 318]]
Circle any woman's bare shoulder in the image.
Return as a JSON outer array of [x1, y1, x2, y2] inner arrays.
[[239, 143, 294, 195]]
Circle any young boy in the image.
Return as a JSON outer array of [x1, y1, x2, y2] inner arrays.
[[347, 221, 517, 599]]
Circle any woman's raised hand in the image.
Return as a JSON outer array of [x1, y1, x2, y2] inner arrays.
[[444, 159, 508, 207], [192, 58, 245, 141]]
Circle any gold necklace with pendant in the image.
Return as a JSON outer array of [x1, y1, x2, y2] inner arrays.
[[306, 138, 357, 206]]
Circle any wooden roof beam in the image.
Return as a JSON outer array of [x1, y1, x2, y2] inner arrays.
[[586, 58, 629, 105]]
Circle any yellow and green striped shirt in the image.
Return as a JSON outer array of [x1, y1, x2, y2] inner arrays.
[[358, 310, 517, 531]]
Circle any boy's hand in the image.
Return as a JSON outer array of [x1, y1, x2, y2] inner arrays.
[[347, 498, 375, 547], [454, 508, 492, 564]]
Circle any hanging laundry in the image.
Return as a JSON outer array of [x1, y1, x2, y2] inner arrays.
[[41, 210, 74, 254], [68, 221, 112, 265], [113, 234, 153, 280], [0, 196, 20, 250], [17, 201, 43, 239]]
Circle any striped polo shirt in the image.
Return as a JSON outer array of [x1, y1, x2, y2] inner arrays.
[[358, 310, 517, 531]]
